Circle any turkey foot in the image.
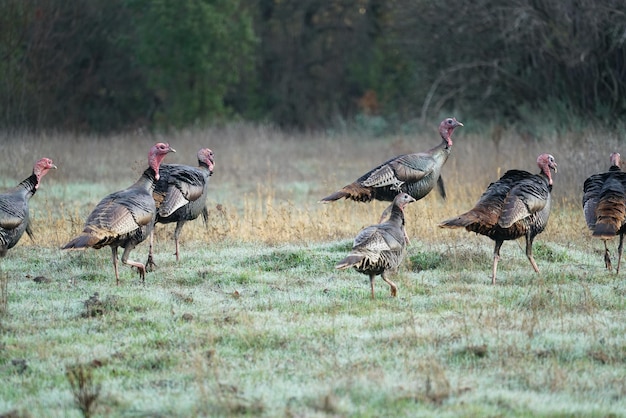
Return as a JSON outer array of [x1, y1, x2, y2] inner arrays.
[[145, 254, 157, 272]]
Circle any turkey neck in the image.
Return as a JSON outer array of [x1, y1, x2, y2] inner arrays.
[[427, 137, 452, 163], [198, 160, 212, 175], [15, 173, 39, 198], [386, 203, 406, 228], [133, 167, 159, 192], [538, 170, 553, 190]]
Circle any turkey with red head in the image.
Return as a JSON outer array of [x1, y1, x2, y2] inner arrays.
[[439, 153, 558, 284], [146, 148, 215, 270], [62, 143, 175, 285], [0, 158, 57, 257], [321, 118, 463, 212]]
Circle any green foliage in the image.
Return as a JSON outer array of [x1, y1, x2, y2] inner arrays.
[[127, 0, 257, 128], [408, 251, 445, 272], [245, 248, 330, 272], [533, 242, 570, 263], [0, 0, 256, 132], [1, 0, 626, 131]]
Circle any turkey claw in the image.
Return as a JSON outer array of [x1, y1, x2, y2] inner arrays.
[[145, 255, 157, 272]]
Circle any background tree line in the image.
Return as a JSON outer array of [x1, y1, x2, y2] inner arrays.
[[1, 0, 625, 133]]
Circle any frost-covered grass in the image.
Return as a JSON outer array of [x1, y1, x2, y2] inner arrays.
[[1, 123, 626, 416]]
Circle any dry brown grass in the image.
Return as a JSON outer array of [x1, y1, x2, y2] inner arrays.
[[0, 122, 621, 249]]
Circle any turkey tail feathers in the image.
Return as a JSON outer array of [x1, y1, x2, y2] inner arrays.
[[61, 234, 101, 250], [592, 223, 619, 239], [592, 195, 626, 239], [439, 213, 475, 229], [321, 183, 373, 203], [335, 254, 365, 269]]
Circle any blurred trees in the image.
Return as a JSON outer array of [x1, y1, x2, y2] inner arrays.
[[0, 0, 625, 132], [0, 0, 255, 131]]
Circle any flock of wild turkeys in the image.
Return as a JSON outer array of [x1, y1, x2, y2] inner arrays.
[[0, 119, 623, 298], [0, 144, 214, 286]]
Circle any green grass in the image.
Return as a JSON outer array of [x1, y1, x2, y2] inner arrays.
[[1, 123, 626, 416], [2, 238, 625, 417]]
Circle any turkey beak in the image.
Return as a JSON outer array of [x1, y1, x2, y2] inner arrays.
[[169, 148, 177, 154], [456, 121, 464, 127], [552, 162, 557, 173], [51, 164, 57, 169]]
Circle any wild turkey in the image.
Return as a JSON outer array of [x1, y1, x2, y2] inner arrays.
[[439, 153, 558, 284], [0, 158, 57, 257], [321, 117, 463, 213], [582, 152, 626, 273], [62, 143, 175, 285], [146, 148, 215, 270], [335, 192, 416, 298]]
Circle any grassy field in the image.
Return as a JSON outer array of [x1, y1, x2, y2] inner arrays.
[[1, 122, 625, 417]]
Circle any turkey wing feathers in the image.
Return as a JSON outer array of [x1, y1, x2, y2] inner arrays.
[[499, 176, 550, 228]]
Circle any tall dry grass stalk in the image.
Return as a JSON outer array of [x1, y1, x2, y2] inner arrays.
[[0, 122, 622, 248]]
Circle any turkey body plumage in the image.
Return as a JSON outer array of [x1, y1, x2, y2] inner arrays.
[[0, 158, 57, 257], [336, 192, 415, 298], [582, 152, 626, 272], [439, 154, 558, 284], [62, 143, 175, 285], [321, 118, 462, 205], [146, 148, 214, 269]]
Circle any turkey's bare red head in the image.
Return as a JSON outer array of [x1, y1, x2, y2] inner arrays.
[[610, 152, 621, 169], [537, 153, 557, 185], [33, 157, 57, 189], [394, 192, 416, 211], [439, 117, 463, 148], [149, 142, 176, 180], [197, 148, 215, 175]]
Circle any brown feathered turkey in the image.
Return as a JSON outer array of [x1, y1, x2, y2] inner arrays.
[[62, 143, 175, 285], [582, 152, 626, 273], [321, 118, 462, 216], [0, 158, 57, 257], [335, 192, 416, 298], [146, 148, 215, 270], [439, 153, 557, 284]]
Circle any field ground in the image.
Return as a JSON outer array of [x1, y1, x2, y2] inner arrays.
[[1, 123, 625, 417]]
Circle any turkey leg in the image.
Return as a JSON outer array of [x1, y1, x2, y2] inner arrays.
[[603, 240, 612, 271], [111, 247, 120, 286], [121, 245, 146, 283], [492, 240, 504, 285], [173, 220, 185, 261], [617, 233, 624, 274], [369, 274, 376, 299], [525, 234, 540, 275], [381, 272, 398, 297], [145, 230, 157, 272]]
